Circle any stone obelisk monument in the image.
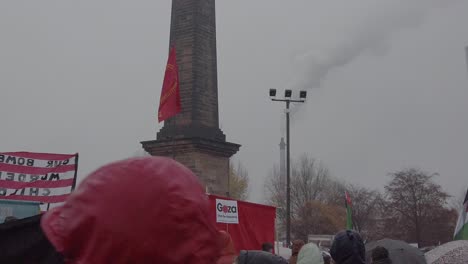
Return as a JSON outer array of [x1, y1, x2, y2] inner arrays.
[[141, 0, 240, 196]]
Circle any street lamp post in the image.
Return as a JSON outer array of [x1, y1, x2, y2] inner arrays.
[[269, 89, 307, 246]]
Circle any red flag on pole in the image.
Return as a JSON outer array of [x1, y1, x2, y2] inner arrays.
[[158, 47, 181, 123], [345, 191, 353, 230], [345, 191, 352, 206]]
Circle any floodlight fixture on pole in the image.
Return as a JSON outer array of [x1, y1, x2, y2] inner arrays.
[[268, 89, 307, 246], [269, 88, 277, 98], [299, 90, 307, 100]]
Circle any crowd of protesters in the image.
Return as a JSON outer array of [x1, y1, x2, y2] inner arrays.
[[0, 156, 391, 263], [240, 230, 392, 264]]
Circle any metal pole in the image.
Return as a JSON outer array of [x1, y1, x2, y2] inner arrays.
[[275, 219, 279, 254], [270, 91, 305, 246], [71, 153, 79, 191], [227, 161, 230, 198], [286, 100, 291, 246]]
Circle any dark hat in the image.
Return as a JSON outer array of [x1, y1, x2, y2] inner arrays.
[[262, 242, 274, 252], [330, 230, 365, 264], [372, 246, 391, 263], [237, 250, 288, 264]]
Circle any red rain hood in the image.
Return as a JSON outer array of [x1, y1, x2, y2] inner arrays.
[[217, 230, 237, 264], [41, 157, 222, 264]]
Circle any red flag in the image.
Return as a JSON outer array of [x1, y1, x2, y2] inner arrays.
[[345, 191, 353, 230], [158, 47, 181, 122], [345, 191, 352, 206]]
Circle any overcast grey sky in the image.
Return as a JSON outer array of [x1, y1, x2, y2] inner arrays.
[[1, 0, 467, 203]]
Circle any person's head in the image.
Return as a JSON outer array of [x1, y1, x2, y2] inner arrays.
[[217, 231, 237, 264], [292, 239, 305, 255], [262, 242, 274, 253], [296, 243, 324, 264], [3, 216, 18, 223], [330, 230, 365, 264], [41, 157, 223, 264], [371, 246, 391, 264], [236, 250, 288, 264]]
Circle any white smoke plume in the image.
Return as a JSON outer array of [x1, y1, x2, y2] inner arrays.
[[286, 0, 459, 119]]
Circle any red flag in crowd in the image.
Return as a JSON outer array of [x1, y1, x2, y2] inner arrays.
[[158, 46, 181, 122]]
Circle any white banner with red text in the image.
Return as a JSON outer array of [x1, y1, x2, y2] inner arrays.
[[0, 152, 78, 203]]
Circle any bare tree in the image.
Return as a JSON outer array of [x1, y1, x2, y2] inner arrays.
[[292, 201, 345, 242], [265, 155, 339, 219], [264, 165, 289, 240], [385, 168, 449, 246], [422, 206, 458, 246], [228, 161, 249, 200], [290, 155, 335, 215], [265, 154, 345, 238], [264, 165, 287, 220], [449, 187, 468, 213], [345, 184, 384, 240]]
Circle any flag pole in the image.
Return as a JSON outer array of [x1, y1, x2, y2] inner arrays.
[[345, 191, 353, 230], [275, 218, 279, 254], [227, 161, 230, 198], [71, 153, 79, 191], [46, 153, 78, 211]]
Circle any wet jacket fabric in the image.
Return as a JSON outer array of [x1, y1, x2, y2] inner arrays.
[[330, 230, 366, 264], [297, 243, 324, 264], [217, 230, 238, 264], [237, 250, 288, 264], [41, 157, 223, 264]]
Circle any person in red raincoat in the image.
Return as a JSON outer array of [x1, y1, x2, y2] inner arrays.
[[217, 230, 238, 264], [40, 156, 224, 264]]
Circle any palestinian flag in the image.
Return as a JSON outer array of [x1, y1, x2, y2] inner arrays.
[[454, 189, 468, 240], [345, 191, 353, 230]]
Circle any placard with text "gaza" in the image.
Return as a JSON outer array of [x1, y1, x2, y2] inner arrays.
[[0, 152, 78, 203], [216, 199, 239, 224]]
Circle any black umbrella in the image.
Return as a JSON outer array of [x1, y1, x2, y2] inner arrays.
[[365, 239, 427, 264]]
